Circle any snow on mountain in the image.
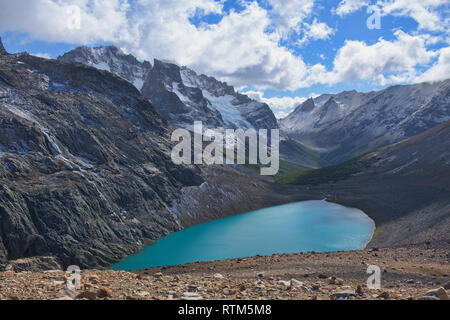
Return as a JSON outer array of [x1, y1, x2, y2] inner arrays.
[[59, 47, 278, 132], [280, 80, 450, 164], [58, 46, 152, 91]]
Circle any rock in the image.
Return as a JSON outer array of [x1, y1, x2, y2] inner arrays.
[[187, 285, 198, 292], [443, 282, 450, 290], [328, 277, 344, 285], [223, 289, 236, 296], [277, 280, 291, 287], [0, 37, 7, 55], [136, 291, 150, 297], [257, 272, 265, 278], [213, 273, 224, 279], [53, 296, 74, 300], [311, 284, 321, 291], [290, 279, 304, 288], [154, 272, 163, 278], [88, 275, 100, 284], [318, 274, 328, 279], [424, 287, 448, 300], [377, 292, 390, 299], [419, 296, 440, 300], [97, 287, 113, 298], [330, 290, 357, 300], [55, 288, 78, 299], [8, 257, 62, 273], [181, 292, 204, 300], [356, 285, 364, 296], [76, 290, 98, 300]]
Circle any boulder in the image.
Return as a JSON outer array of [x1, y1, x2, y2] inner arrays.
[[330, 290, 357, 300], [181, 292, 204, 300], [425, 287, 448, 300]]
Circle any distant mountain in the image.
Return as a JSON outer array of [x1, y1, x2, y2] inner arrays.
[[280, 120, 450, 248], [59, 46, 278, 131], [280, 81, 450, 165]]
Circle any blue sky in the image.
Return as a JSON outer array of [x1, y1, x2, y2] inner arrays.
[[0, 0, 449, 117]]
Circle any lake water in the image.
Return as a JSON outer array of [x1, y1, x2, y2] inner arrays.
[[112, 200, 375, 271]]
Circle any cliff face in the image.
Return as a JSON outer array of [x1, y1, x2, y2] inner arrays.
[[59, 46, 278, 131], [0, 50, 205, 270]]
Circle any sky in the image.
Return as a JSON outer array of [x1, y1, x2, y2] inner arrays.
[[0, 0, 449, 118]]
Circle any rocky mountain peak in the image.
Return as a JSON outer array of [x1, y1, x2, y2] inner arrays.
[[0, 37, 7, 55], [295, 98, 315, 113], [58, 45, 152, 90], [60, 46, 278, 131]]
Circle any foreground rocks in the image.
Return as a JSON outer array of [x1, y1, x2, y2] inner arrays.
[[0, 246, 448, 300]]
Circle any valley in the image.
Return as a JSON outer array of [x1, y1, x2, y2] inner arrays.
[[0, 38, 448, 302]]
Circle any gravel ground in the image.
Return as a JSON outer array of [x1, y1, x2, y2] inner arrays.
[[0, 246, 448, 300]]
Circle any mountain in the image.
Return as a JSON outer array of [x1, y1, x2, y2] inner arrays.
[[0, 39, 307, 271], [280, 81, 450, 165], [59, 46, 278, 131], [0, 40, 208, 270], [280, 120, 450, 248], [58, 46, 152, 91]]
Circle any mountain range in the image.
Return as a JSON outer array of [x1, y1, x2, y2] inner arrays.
[[280, 81, 450, 165], [0, 37, 449, 271], [59, 46, 278, 132]]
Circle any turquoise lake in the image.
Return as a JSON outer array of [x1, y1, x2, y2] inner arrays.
[[112, 200, 375, 271]]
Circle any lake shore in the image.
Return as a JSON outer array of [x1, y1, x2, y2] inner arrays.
[[1, 245, 448, 300]]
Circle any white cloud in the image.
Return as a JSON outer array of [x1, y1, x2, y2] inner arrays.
[[417, 47, 450, 82], [0, 0, 448, 92], [334, 0, 369, 17], [0, 0, 314, 91], [31, 52, 52, 59], [297, 18, 335, 46], [243, 90, 308, 110], [274, 111, 290, 119], [0, 0, 130, 44], [379, 0, 449, 32], [334, 0, 450, 33], [322, 31, 438, 85], [267, 0, 316, 38]]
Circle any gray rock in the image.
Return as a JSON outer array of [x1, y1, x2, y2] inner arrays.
[[0, 37, 6, 55], [290, 279, 304, 288], [0, 52, 203, 270], [331, 290, 357, 299], [181, 292, 204, 300], [425, 287, 448, 300], [8, 256, 62, 272], [419, 296, 440, 300]]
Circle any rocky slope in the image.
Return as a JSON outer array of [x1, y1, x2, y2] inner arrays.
[[0, 39, 208, 270], [281, 120, 450, 248], [59, 46, 278, 131], [0, 39, 313, 272], [280, 82, 450, 165], [1, 246, 448, 300]]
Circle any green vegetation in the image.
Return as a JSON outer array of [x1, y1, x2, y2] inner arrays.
[[281, 139, 320, 165], [244, 157, 311, 177], [275, 156, 369, 185]]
